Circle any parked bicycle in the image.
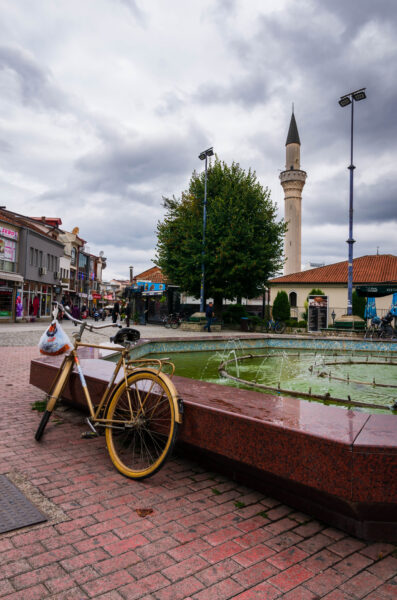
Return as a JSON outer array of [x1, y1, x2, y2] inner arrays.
[[261, 318, 286, 334], [35, 303, 183, 479], [162, 313, 185, 329], [365, 312, 397, 339]]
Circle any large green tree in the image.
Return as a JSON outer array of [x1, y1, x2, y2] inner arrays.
[[155, 158, 286, 312]]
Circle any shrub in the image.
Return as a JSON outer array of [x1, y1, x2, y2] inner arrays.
[[222, 303, 248, 323], [286, 318, 307, 328], [272, 291, 290, 322], [352, 290, 366, 319]]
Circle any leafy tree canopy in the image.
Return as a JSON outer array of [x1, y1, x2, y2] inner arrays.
[[155, 158, 286, 305]]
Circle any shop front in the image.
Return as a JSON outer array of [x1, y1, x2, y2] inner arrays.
[[22, 282, 54, 319], [0, 274, 24, 321]]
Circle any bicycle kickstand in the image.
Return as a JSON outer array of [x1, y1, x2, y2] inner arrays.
[[81, 417, 99, 439]]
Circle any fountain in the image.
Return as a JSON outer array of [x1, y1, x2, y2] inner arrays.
[[30, 332, 397, 541]]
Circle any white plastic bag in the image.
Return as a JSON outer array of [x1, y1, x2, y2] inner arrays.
[[38, 320, 72, 356]]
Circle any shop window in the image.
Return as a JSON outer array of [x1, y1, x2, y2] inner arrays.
[[0, 283, 13, 318]]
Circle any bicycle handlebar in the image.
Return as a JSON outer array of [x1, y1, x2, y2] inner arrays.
[[52, 302, 120, 330]]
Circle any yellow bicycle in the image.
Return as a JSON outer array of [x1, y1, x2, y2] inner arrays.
[[35, 303, 183, 479]]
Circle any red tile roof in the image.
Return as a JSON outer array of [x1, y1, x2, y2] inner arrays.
[[269, 255, 397, 285], [136, 266, 167, 283]]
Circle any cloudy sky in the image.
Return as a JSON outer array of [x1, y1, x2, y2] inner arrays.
[[1, 0, 396, 279]]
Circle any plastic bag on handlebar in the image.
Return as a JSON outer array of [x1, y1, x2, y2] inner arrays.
[[38, 319, 72, 355]]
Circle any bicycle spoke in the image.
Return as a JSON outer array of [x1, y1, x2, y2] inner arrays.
[[105, 371, 178, 478]]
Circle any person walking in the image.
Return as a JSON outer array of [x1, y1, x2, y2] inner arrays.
[[112, 301, 120, 324], [204, 301, 214, 332], [125, 301, 132, 327]]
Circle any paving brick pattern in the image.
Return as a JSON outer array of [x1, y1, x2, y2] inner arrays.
[[0, 345, 396, 599]]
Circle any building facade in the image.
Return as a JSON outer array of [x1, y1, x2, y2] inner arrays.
[[269, 254, 397, 323]]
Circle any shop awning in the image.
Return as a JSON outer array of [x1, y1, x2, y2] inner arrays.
[[355, 284, 397, 297], [0, 271, 24, 283]]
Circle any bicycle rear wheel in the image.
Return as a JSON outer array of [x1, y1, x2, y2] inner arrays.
[[171, 320, 179, 329], [105, 371, 178, 479]]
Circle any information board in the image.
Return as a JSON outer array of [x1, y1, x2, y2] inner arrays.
[[308, 295, 328, 332]]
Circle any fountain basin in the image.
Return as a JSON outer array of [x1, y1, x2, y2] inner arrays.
[[30, 334, 397, 541]]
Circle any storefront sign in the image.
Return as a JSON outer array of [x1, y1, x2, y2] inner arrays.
[[0, 238, 16, 262], [92, 292, 101, 299], [0, 226, 18, 240]]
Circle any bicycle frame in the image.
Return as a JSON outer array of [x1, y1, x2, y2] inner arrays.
[[46, 338, 182, 428]]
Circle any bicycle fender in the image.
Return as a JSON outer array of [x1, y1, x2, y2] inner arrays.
[[110, 368, 183, 425]]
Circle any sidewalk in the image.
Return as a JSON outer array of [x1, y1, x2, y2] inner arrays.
[[0, 347, 396, 599], [0, 320, 257, 347]]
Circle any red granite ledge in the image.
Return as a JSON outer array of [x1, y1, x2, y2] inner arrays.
[[29, 354, 397, 540]]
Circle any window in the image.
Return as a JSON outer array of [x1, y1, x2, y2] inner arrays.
[[34, 249, 38, 266], [30, 247, 34, 265], [39, 251, 43, 267], [289, 292, 297, 307]]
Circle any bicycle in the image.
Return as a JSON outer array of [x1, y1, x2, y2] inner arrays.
[[261, 319, 286, 334], [161, 313, 183, 329], [35, 303, 183, 480], [365, 313, 397, 340]]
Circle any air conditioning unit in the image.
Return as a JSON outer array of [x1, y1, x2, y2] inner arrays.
[[53, 271, 59, 280], [39, 267, 47, 276]]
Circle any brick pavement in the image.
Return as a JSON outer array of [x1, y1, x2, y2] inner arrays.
[[0, 346, 396, 599]]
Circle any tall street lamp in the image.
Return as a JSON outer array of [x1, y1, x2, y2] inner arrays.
[[339, 87, 366, 316], [198, 146, 214, 313]]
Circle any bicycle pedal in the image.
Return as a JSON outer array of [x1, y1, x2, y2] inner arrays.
[[81, 431, 98, 439]]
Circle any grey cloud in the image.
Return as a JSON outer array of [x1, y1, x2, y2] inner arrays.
[[304, 176, 397, 227], [0, 45, 67, 111], [0, 138, 12, 153], [74, 126, 207, 196], [117, 0, 147, 25], [194, 75, 269, 108]]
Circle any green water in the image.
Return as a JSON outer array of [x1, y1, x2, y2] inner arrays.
[[143, 348, 397, 411]]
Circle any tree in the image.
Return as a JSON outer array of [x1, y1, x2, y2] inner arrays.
[[352, 290, 366, 319], [156, 158, 286, 313], [272, 291, 290, 322]]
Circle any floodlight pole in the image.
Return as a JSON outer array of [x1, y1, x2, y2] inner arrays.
[[339, 88, 366, 316], [347, 97, 355, 316], [199, 147, 213, 313]]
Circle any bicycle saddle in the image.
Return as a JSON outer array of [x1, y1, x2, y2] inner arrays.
[[110, 328, 140, 345]]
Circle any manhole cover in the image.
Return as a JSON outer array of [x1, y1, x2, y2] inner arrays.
[[0, 475, 47, 534]]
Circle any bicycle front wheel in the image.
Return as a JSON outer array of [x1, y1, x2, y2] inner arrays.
[[105, 371, 178, 479], [275, 321, 286, 334]]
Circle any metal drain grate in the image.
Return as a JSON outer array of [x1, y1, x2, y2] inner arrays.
[[0, 475, 47, 534]]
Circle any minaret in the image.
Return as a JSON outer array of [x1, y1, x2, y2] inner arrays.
[[279, 111, 307, 275]]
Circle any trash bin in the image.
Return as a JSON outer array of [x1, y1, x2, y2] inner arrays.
[[240, 317, 249, 331]]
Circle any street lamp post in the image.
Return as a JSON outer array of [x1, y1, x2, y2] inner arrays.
[[339, 88, 366, 316], [198, 147, 214, 313]]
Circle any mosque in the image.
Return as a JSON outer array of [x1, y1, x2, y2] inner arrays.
[[269, 112, 397, 324]]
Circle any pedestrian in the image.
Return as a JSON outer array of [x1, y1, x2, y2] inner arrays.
[[112, 302, 120, 324], [125, 302, 132, 327], [204, 301, 214, 332]]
